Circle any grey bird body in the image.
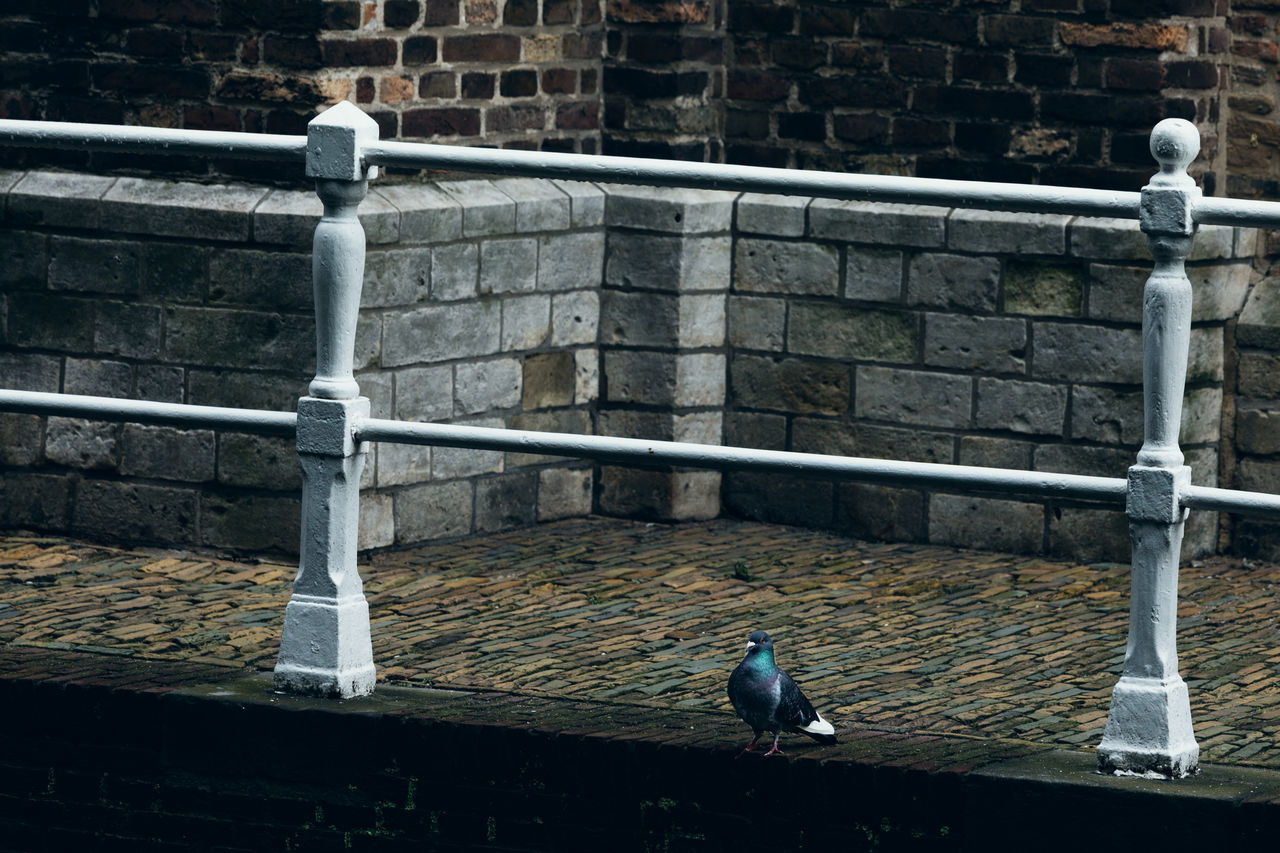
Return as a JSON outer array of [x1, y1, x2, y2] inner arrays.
[[727, 630, 837, 756]]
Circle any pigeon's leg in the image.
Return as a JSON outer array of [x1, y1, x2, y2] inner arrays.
[[763, 731, 784, 757], [735, 732, 762, 759]]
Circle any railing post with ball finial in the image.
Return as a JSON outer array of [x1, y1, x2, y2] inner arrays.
[[1096, 118, 1202, 778]]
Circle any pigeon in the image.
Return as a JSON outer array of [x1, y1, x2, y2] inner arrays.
[[727, 629, 837, 757]]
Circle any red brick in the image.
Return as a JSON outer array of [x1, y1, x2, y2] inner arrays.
[[324, 1, 362, 28], [261, 35, 322, 69], [320, 38, 398, 67], [487, 104, 545, 131], [504, 0, 536, 25], [1014, 53, 1073, 86], [894, 117, 951, 146], [1106, 58, 1165, 91], [1059, 22, 1188, 51], [184, 105, 240, 131], [124, 27, 185, 59], [608, 0, 711, 25], [983, 14, 1055, 47], [772, 38, 827, 70], [953, 52, 1009, 83], [424, 0, 460, 25], [420, 71, 456, 98], [384, 0, 421, 28], [356, 76, 375, 103], [726, 70, 789, 102], [581, 68, 598, 95], [726, 1, 792, 32], [216, 70, 326, 105], [799, 75, 909, 109], [1230, 13, 1269, 35], [98, 0, 215, 24], [1166, 59, 1220, 88], [832, 43, 884, 70], [404, 35, 438, 64], [188, 32, 239, 62], [1233, 40, 1280, 63], [861, 9, 978, 43], [403, 107, 481, 137], [799, 6, 854, 35], [500, 69, 538, 97], [462, 72, 495, 98], [442, 34, 520, 62], [222, 0, 322, 30], [543, 0, 574, 24], [93, 63, 208, 99], [562, 31, 602, 60], [833, 113, 889, 143], [556, 100, 599, 130], [778, 112, 824, 141], [888, 46, 947, 79], [542, 68, 577, 94]]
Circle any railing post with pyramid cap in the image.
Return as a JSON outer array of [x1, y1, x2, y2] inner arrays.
[[1096, 118, 1201, 778], [273, 102, 379, 698]]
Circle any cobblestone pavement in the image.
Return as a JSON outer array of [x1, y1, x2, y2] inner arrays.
[[1, 516, 1278, 768]]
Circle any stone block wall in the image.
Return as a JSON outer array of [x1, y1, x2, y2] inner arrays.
[[0, 169, 601, 553], [0, 171, 1269, 561], [722, 194, 1255, 562]]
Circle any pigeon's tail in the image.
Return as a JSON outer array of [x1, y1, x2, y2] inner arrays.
[[798, 713, 838, 745]]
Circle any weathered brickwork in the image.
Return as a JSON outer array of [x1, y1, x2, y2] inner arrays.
[[10, 0, 1280, 200], [719, 1, 1230, 191], [0, 173, 1269, 561], [0, 0, 605, 174]]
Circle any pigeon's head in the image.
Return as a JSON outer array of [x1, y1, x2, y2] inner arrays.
[[744, 630, 773, 654]]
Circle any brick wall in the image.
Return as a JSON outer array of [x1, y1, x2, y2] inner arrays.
[[718, 1, 1230, 192], [0, 0, 605, 181], [10, 0, 1280, 198], [0, 172, 1265, 561]]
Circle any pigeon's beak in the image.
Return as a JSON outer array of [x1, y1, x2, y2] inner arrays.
[[745, 640, 757, 651]]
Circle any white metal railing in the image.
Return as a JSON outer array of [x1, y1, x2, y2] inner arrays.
[[3, 104, 1279, 779]]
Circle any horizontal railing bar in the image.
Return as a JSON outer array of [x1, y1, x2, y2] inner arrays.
[[356, 417, 1129, 504], [0, 390, 298, 437], [1193, 196, 1280, 229], [0, 119, 307, 162], [1181, 485, 1280, 518], [364, 140, 1143, 218]]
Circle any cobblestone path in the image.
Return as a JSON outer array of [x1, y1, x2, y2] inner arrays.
[[1, 517, 1277, 768]]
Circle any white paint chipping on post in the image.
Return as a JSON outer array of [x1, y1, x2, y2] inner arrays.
[[273, 103, 380, 699], [1096, 118, 1202, 779]]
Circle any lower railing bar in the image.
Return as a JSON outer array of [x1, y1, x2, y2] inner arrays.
[[356, 417, 1129, 504], [1181, 484, 1280, 518], [363, 141, 1142, 220], [0, 390, 298, 437], [0, 119, 308, 162]]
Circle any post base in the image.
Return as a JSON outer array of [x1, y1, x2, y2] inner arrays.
[[1097, 675, 1199, 778], [273, 593, 375, 699]]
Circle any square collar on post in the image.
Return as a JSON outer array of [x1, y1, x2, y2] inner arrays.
[[306, 101, 379, 182]]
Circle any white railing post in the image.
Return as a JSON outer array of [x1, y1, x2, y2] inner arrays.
[[1096, 119, 1201, 777], [273, 102, 379, 698]]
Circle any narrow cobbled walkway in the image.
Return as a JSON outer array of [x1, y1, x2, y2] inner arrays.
[[2, 516, 1277, 768]]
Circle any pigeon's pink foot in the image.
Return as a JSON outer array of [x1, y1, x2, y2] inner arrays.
[[734, 735, 760, 759], [763, 744, 784, 757]]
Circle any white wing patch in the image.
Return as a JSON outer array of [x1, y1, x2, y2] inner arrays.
[[800, 712, 835, 737]]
